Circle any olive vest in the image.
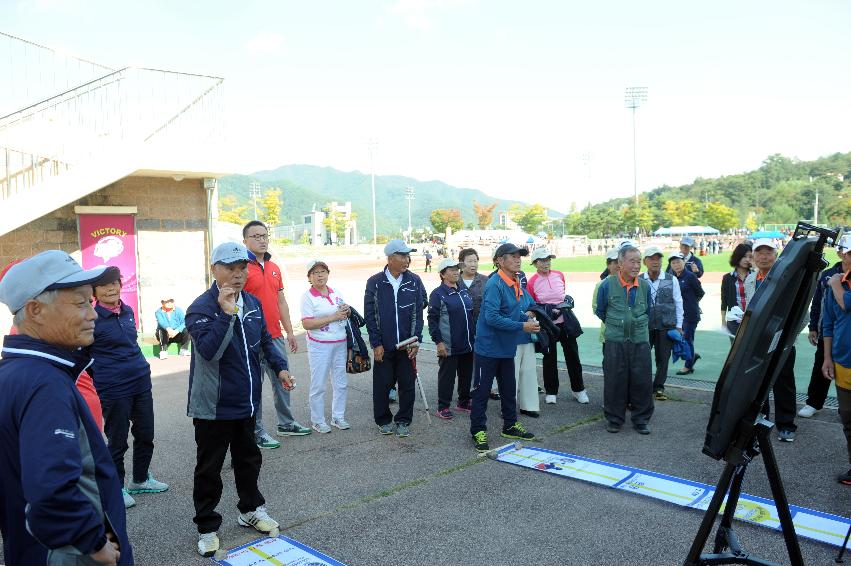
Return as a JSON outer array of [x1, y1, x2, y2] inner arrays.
[[646, 275, 676, 330], [603, 275, 650, 343]]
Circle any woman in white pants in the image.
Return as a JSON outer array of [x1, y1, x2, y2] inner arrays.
[[300, 260, 351, 433]]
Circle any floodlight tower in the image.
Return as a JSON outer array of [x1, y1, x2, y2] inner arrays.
[[624, 87, 648, 205], [404, 187, 415, 243], [367, 139, 378, 245]]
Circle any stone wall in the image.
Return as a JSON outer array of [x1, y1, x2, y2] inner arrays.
[[0, 175, 211, 334]]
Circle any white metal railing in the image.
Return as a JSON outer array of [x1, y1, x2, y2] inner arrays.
[[0, 65, 223, 200]]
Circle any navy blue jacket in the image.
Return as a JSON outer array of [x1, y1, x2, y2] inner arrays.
[[674, 269, 705, 322], [90, 302, 152, 400], [809, 261, 843, 333], [475, 272, 535, 358], [427, 283, 474, 356], [0, 335, 133, 565], [186, 285, 287, 420], [363, 268, 425, 349], [668, 253, 704, 279]]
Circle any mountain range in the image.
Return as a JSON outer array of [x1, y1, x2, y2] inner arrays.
[[218, 165, 558, 236]]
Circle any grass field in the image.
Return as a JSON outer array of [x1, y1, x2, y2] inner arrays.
[[549, 253, 733, 273]]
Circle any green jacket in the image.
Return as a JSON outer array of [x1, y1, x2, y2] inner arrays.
[[599, 275, 650, 344]]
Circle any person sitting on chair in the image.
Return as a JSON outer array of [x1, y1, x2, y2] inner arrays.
[[155, 298, 190, 359]]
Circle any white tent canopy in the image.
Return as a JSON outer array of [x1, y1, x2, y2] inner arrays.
[[653, 225, 720, 236]]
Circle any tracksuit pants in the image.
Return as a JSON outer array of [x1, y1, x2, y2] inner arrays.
[[308, 340, 348, 426], [682, 319, 698, 369], [804, 337, 833, 410], [515, 343, 539, 412], [602, 341, 654, 426], [470, 354, 517, 434], [837, 385, 851, 465], [101, 389, 155, 485], [256, 336, 295, 437], [650, 329, 673, 392], [437, 352, 473, 410], [373, 350, 415, 425], [542, 325, 585, 395], [193, 417, 264, 534], [761, 346, 798, 432]]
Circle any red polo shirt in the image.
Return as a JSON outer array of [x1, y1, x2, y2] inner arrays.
[[244, 252, 285, 338]]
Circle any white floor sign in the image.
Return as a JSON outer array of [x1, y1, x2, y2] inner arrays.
[[211, 535, 345, 566], [495, 444, 851, 549]]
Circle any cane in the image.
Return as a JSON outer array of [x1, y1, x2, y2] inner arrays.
[[836, 521, 851, 563], [396, 337, 432, 424]]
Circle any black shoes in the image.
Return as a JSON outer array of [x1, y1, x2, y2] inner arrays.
[[634, 423, 651, 435], [605, 422, 622, 433], [519, 409, 540, 418]]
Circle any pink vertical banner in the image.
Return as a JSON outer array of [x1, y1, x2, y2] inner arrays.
[[78, 214, 140, 328]]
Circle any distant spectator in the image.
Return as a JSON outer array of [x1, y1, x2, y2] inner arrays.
[[720, 243, 753, 339], [155, 298, 190, 359], [668, 252, 705, 375], [668, 237, 704, 278]]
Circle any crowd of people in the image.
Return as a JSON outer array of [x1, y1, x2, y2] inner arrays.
[[1, 221, 850, 564]]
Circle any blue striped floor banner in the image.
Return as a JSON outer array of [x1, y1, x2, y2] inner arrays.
[[495, 444, 851, 550], [211, 535, 345, 566]]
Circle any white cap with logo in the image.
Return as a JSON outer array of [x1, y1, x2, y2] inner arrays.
[[752, 238, 778, 251], [530, 247, 556, 262]]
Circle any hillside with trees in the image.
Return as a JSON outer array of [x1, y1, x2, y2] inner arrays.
[[565, 152, 851, 238]]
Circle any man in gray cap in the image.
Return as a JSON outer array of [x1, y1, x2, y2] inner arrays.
[[0, 251, 130, 565], [676, 237, 704, 278], [364, 239, 425, 437], [641, 246, 683, 400], [185, 242, 292, 557]]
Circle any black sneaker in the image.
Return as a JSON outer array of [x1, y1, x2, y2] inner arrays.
[[473, 431, 490, 452], [838, 469, 851, 485], [634, 423, 651, 435], [489, 391, 501, 400], [537, 386, 545, 394], [501, 422, 535, 441], [519, 409, 539, 418], [605, 421, 622, 433]]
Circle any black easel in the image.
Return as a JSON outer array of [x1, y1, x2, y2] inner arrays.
[[837, 521, 851, 563], [683, 417, 804, 566]]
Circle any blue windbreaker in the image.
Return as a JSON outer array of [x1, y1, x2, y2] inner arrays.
[[427, 283, 474, 356], [90, 302, 152, 400], [0, 335, 133, 565], [363, 268, 425, 349], [186, 285, 287, 420]]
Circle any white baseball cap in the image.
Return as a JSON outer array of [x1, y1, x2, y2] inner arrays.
[[0, 250, 110, 314], [605, 248, 620, 261], [643, 246, 664, 259], [837, 234, 851, 252], [752, 238, 777, 251], [530, 248, 556, 262], [668, 251, 685, 261], [437, 258, 461, 272], [306, 259, 330, 274]]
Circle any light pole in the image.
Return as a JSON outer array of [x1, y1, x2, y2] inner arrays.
[[249, 181, 262, 220], [404, 187, 414, 243], [367, 139, 378, 245], [624, 87, 648, 205]]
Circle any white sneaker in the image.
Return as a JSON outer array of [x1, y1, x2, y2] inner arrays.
[[158, 351, 168, 360], [572, 390, 590, 404], [545, 395, 557, 404], [179, 348, 191, 357], [197, 532, 220, 557], [331, 418, 351, 430], [312, 422, 332, 433], [237, 506, 279, 535], [797, 404, 818, 418]]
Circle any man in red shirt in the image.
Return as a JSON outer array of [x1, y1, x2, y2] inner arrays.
[[243, 221, 311, 448]]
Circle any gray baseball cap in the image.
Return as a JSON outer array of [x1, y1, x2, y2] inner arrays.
[[0, 250, 110, 314], [211, 242, 250, 265], [437, 258, 461, 272], [384, 239, 417, 256], [680, 236, 696, 248]]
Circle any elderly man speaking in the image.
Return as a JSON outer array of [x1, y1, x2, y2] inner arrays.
[[0, 251, 131, 565]]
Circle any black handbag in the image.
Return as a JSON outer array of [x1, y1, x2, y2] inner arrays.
[[345, 316, 371, 374]]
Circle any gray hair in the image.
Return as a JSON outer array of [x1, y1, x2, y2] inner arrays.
[[12, 289, 59, 327], [618, 245, 640, 261]]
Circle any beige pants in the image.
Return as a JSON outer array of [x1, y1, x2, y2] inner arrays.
[[515, 342, 539, 412]]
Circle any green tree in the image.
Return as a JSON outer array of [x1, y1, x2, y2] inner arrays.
[[661, 198, 700, 225], [259, 188, 282, 226], [472, 200, 497, 229], [430, 208, 464, 233], [621, 198, 656, 234], [700, 202, 739, 232], [218, 195, 250, 225], [509, 203, 548, 233]]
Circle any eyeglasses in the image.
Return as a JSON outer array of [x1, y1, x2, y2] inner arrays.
[[247, 234, 269, 241]]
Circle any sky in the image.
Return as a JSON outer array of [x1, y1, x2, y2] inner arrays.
[[2, 0, 851, 213]]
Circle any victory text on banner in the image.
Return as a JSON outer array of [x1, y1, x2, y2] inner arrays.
[[495, 444, 851, 550], [78, 214, 139, 327], [211, 535, 345, 566]]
